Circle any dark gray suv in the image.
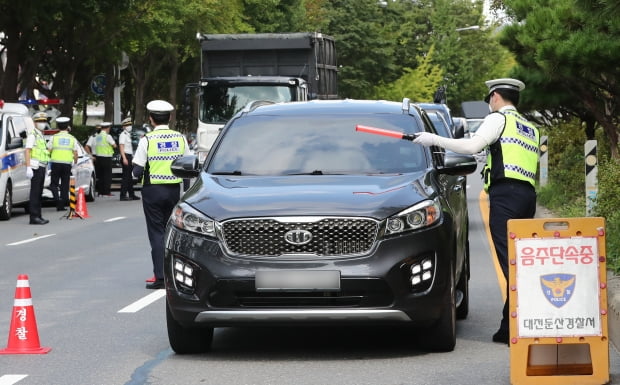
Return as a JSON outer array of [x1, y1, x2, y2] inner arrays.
[[164, 99, 477, 354]]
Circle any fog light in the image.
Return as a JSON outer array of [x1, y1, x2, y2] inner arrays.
[[173, 257, 197, 293], [411, 275, 421, 286], [411, 265, 421, 274], [422, 271, 432, 281]]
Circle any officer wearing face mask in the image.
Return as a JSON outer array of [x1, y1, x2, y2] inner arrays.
[[26, 112, 52, 224]]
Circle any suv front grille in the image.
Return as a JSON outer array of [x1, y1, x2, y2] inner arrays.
[[221, 217, 378, 257]]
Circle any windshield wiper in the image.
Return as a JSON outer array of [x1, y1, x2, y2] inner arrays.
[[211, 170, 243, 175]]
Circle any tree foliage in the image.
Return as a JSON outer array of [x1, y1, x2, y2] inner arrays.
[[501, 0, 620, 158]]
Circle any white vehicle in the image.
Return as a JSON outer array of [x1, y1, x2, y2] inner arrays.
[[0, 101, 34, 220]]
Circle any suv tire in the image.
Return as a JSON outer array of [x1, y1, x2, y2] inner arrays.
[[166, 300, 213, 354]]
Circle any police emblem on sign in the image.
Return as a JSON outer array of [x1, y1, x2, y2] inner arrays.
[[540, 273, 576, 308]]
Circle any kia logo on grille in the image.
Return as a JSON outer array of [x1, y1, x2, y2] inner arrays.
[[284, 229, 313, 245]]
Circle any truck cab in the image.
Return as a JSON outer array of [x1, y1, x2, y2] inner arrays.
[[191, 76, 307, 162], [183, 32, 338, 162], [0, 101, 34, 220]]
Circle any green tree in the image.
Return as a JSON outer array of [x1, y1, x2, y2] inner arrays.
[[501, 0, 620, 158], [373, 45, 443, 102]]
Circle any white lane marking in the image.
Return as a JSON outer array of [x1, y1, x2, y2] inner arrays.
[[104, 216, 126, 223], [0, 375, 28, 385], [7, 234, 56, 246], [118, 290, 165, 313]]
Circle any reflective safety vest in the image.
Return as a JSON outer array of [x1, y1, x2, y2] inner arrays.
[[482, 110, 539, 191], [30, 129, 50, 164], [50, 131, 76, 164], [143, 129, 186, 185], [95, 131, 114, 156]]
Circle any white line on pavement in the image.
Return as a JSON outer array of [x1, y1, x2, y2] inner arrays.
[[7, 234, 56, 246], [104, 217, 126, 223], [0, 375, 28, 385], [118, 289, 165, 313]]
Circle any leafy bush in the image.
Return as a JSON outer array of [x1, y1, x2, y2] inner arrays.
[[536, 120, 619, 272]]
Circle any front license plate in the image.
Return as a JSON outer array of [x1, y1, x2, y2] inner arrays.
[[255, 270, 341, 292]]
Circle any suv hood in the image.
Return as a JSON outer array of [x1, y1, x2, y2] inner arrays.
[[183, 173, 433, 221]]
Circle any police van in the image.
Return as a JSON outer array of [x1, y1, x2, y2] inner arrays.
[[0, 101, 33, 220]]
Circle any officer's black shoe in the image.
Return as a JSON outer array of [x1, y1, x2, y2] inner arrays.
[[120, 197, 132, 201], [30, 217, 49, 225], [130, 196, 140, 200], [492, 328, 509, 345], [145, 279, 164, 290]]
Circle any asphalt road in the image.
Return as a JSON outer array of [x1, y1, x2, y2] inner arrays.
[[0, 174, 618, 385]]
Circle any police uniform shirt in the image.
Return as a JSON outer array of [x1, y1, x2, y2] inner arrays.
[[425, 105, 515, 155], [25, 131, 46, 169], [95, 132, 116, 157], [132, 125, 191, 168], [47, 134, 80, 158], [119, 130, 133, 155], [86, 135, 97, 155]]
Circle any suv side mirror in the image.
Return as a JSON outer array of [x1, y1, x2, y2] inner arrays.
[[171, 155, 200, 179]]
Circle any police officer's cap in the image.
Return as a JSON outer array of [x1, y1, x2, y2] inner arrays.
[[33, 112, 48, 122], [56, 116, 70, 129], [484, 78, 525, 103], [121, 117, 133, 126], [147, 100, 174, 114], [101, 121, 112, 128]]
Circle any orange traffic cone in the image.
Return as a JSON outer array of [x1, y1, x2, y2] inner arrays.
[[0, 274, 51, 354], [75, 187, 90, 218]]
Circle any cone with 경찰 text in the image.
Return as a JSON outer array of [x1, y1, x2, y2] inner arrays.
[[75, 186, 90, 218], [0, 274, 51, 354]]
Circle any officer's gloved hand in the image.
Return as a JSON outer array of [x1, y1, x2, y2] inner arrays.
[[26, 167, 33, 179], [412, 132, 440, 147]]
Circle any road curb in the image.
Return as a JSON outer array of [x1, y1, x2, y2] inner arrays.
[[535, 205, 619, 351]]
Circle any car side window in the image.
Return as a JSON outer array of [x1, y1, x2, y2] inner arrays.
[[7, 117, 27, 148]]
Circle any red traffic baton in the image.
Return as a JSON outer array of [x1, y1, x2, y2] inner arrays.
[[355, 125, 418, 141]]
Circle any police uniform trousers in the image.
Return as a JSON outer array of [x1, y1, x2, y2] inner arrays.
[[29, 166, 47, 221], [50, 162, 72, 210], [141, 183, 180, 280], [120, 154, 136, 198], [488, 178, 537, 332], [95, 155, 113, 195]]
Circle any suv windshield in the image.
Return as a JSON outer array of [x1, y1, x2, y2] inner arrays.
[[208, 113, 426, 175], [200, 85, 296, 124]]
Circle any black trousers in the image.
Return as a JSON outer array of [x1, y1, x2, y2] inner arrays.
[[120, 154, 136, 198], [95, 156, 112, 195], [29, 166, 46, 220], [50, 162, 72, 209], [141, 184, 180, 280], [488, 179, 537, 330]]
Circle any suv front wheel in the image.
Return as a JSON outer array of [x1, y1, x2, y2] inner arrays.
[[166, 300, 213, 354]]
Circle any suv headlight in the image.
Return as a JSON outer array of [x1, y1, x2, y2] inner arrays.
[[384, 198, 441, 235], [170, 202, 217, 238]]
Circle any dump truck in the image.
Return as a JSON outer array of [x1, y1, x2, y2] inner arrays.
[[183, 32, 338, 161]]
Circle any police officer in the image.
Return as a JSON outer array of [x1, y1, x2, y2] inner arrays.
[[413, 78, 540, 345], [94, 122, 117, 196], [118, 117, 140, 201], [48, 117, 78, 211], [26, 112, 51, 225], [133, 100, 191, 289]]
